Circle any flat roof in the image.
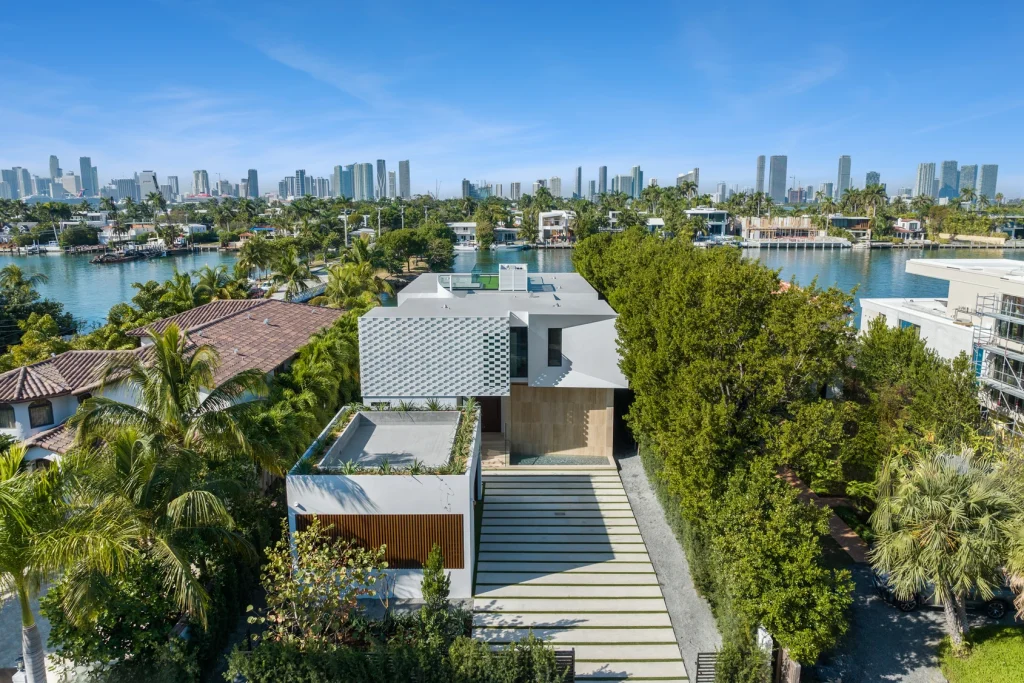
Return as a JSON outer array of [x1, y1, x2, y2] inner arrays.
[[367, 272, 617, 319], [907, 258, 1024, 282], [319, 411, 459, 469]]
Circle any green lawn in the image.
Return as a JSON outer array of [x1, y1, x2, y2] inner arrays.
[[939, 625, 1024, 683]]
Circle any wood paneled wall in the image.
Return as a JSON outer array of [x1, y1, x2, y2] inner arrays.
[[294, 513, 464, 569], [509, 385, 614, 459]]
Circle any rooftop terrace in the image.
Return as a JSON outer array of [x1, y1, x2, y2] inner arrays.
[[319, 411, 460, 470]]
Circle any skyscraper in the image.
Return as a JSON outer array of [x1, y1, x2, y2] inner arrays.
[[755, 155, 765, 194], [332, 166, 343, 198], [193, 170, 210, 195], [573, 166, 582, 199], [510, 182, 521, 201], [630, 166, 643, 199], [598, 166, 607, 195], [294, 169, 307, 196], [978, 165, 998, 201], [388, 171, 396, 198], [715, 182, 727, 203], [836, 155, 852, 199], [239, 180, 248, 198], [616, 175, 632, 197], [676, 168, 699, 192], [768, 156, 787, 203], [938, 160, 959, 199], [0, 181, 12, 200], [166, 176, 179, 197], [959, 164, 978, 192], [342, 165, 355, 199], [549, 176, 562, 197], [914, 163, 936, 198], [461, 179, 471, 199], [139, 171, 159, 198], [79, 157, 95, 196], [376, 160, 387, 199], [49, 155, 60, 179], [494, 184, 503, 198], [14, 168, 32, 198], [588, 180, 596, 201], [91, 167, 98, 196], [819, 182, 834, 199], [247, 169, 259, 198], [398, 160, 410, 199], [2, 170, 18, 198], [278, 180, 289, 198], [354, 163, 374, 201], [114, 178, 138, 202], [865, 171, 880, 187]]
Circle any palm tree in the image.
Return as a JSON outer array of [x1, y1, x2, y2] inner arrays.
[[0, 264, 48, 291], [270, 247, 313, 300], [312, 262, 392, 309], [145, 191, 167, 226], [0, 443, 135, 683], [194, 264, 246, 300], [238, 234, 272, 281], [871, 443, 1023, 656], [960, 187, 978, 205], [160, 270, 207, 311], [69, 324, 273, 620]]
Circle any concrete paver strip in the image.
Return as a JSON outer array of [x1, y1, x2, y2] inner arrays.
[[473, 468, 689, 681]]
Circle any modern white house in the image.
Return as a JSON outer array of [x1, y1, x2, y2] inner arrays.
[[358, 264, 628, 462], [894, 217, 925, 241], [538, 210, 575, 243], [860, 258, 1024, 433], [447, 221, 517, 248], [685, 207, 734, 236], [0, 299, 343, 463]]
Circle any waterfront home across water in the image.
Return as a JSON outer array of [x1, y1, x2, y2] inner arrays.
[[860, 258, 1024, 435], [0, 299, 343, 462]]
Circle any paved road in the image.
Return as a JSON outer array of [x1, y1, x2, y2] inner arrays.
[[809, 565, 1017, 682], [616, 449, 721, 680]]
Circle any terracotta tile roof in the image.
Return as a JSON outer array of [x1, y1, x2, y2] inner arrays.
[[127, 299, 266, 337], [25, 421, 75, 455], [190, 301, 344, 385], [0, 301, 342, 403], [0, 349, 145, 402]]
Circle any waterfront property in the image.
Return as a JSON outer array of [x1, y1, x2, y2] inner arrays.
[[538, 210, 575, 243], [684, 207, 734, 236], [286, 407, 482, 599], [447, 221, 518, 249], [860, 258, 1024, 434], [0, 299, 343, 462], [358, 264, 628, 464], [894, 217, 925, 242]]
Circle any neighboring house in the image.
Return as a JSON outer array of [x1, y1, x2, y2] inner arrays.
[[685, 207, 734, 236], [0, 299, 344, 462], [604, 211, 665, 234], [538, 210, 575, 243], [860, 258, 1024, 435], [358, 264, 628, 460], [446, 222, 517, 247], [829, 215, 872, 240], [894, 217, 925, 241]]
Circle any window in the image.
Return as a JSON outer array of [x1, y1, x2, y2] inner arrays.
[[0, 404, 14, 429], [77, 393, 92, 405], [28, 400, 54, 428], [898, 319, 920, 333], [547, 328, 562, 367], [510, 327, 528, 378]]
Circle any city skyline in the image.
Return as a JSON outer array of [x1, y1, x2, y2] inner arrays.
[[0, 1, 1021, 197]]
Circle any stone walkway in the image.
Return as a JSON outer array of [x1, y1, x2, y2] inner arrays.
[[472, 466, 688, 681]]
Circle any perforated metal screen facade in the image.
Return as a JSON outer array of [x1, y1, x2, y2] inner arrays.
[[359, 316, 510, 397]]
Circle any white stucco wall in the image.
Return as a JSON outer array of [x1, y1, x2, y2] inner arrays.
[[286, 416, 481, 599], [523, 313, 628, 389], [860, 298, 976, 360]]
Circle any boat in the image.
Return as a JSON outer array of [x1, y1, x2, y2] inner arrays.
[[491, 243, 523, 251], [23, 243, 41, 255], [454, 244, 478, 252]]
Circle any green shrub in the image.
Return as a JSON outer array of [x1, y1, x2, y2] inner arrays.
[[938, 625, 1024, 683], [715, 630, 771, 683]]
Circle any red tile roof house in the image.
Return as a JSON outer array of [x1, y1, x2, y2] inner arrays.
[[0, 299, 343, 463]]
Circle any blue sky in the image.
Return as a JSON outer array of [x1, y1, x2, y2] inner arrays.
[[1, 0, 1022, 197]]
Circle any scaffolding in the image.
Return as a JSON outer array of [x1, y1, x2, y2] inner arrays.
[[973, 293, 1024, 438]]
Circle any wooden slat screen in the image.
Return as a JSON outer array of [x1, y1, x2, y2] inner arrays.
[[294, 513, 464, 569]]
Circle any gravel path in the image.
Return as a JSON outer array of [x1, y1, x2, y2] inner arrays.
[[616, 448, 721, 679]]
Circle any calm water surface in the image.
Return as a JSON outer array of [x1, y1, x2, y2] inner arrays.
[[11, 246, 1024, 328], [1, 252, 237, 327]]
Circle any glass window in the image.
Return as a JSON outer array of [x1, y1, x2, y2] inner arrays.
[[28, 400, 54, 428], [0, 404, 14, 429], [547, 328, 562, 367], [898, 319, 920, 333], [510, 327, 528, 378]]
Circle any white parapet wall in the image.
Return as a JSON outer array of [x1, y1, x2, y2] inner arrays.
[[286, 409, 481, 599]]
